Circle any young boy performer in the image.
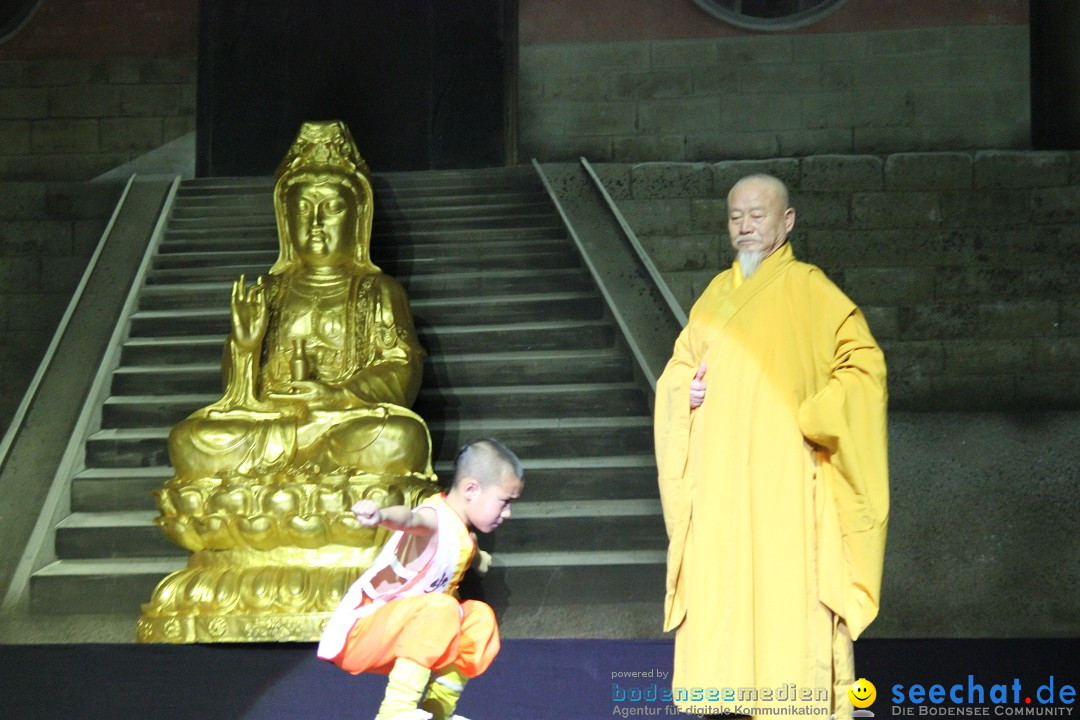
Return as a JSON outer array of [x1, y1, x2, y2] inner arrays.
[[317, 438, 525, 720]]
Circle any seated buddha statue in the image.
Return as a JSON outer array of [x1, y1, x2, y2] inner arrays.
[[168, 121, 433, 485], [140, 122, 436, 644]]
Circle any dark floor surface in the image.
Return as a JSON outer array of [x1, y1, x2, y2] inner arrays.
[[2, 638, 1078, 719]]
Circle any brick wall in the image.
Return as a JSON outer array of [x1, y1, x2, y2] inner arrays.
[[0, 0, 196, 435], [0, 54, 194, 435], [596, 151, 1080, 411], [519, 25, 1030, 162], [0, 56, 196, 181]]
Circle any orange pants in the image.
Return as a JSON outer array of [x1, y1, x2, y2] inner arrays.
[[334, 594, 500, 679]]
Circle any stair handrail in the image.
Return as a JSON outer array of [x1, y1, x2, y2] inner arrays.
[[530, 160, 650, 392], [1, 174, 182, 611], [531, 159, 686, 393], [578, 157, 688, 328]]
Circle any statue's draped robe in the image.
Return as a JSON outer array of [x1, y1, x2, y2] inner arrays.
[[654, 243, 889, 716], [171, 271, 428, 480], [261, 271, 424, 408]]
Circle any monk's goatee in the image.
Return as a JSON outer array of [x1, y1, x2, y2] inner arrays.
[[738, 249, 765, 278]]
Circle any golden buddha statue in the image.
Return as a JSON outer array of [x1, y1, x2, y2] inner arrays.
[[137, 121, 437, 643]]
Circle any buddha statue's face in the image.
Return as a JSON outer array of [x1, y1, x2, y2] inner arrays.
[[287, 180, 357, 269]]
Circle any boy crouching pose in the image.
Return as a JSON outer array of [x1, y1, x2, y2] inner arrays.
[[318, 438, 524, 720]]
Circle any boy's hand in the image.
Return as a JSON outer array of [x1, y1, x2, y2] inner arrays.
[[472, 549, 492, 576], [352, 499, 382, 527]]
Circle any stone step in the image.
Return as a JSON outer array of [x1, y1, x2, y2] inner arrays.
[[71, 466, 173, 513], [101, 382, 648, 429], [83, 417, 654, 469], [169, 199, 556, 221], [29, 557, 186, 615], [177, 170, 542, 197], [110, 348, 632, 393], [428, 417, 654, 463], [421, 319, 620, 354], [479, 553, 666, 612], [137, 269, 593, 310], [28, 551, 665, 617], [155, 235, 569, 259], [126, 292, 603, 337], [419, 383, 650, 420], [438, 455, 659, 503], [70, 455, 659, 513], [163, 212, 562, 235], [147, 247, 580, 280], [120, 319, 617, 362], [374, 187, 550, 206], [373, 169, 544, 193], [377, 188, 550, 206], [161, 220, 565, 242], [53, 499, 664, 561], [55, 511, 182, 559], [174, 187, 550, 210]]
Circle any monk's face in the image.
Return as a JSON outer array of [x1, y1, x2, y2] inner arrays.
[[726, 178, 794, 259], [288, 181, 356, 269]]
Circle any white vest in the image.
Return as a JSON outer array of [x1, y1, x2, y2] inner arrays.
[[317, 495, 474, 661]]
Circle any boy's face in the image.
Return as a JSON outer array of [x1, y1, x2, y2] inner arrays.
[[465, 472, 524, 533]]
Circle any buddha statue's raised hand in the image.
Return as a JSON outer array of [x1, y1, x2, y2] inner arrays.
[[230, 274, 267, 353], [206, 274, 276, 415]]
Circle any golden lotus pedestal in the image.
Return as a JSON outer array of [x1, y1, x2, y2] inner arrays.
[[137, 472, 435, 643]]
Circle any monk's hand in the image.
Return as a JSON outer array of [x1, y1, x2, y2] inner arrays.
[[230, 275, 267, 351], [352, 499, 382, 526], [689, 362, 707, 409]]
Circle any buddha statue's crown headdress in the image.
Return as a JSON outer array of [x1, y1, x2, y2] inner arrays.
[[271, 120, 377, 273], [275, 121, 372, 180]]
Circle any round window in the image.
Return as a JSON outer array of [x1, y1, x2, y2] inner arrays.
[[0, 0, 41, 44], [691, 0, 847, 31]]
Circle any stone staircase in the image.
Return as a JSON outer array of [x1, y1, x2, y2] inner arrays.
[[29, 166, 666, 637]]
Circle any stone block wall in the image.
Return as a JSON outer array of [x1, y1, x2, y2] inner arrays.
[[520, 25, 1030, 162], [0, 57, 196, 181], [597, 151, 1080, 411], [0, 180, 123, 434], [0, 53, 194, 436]]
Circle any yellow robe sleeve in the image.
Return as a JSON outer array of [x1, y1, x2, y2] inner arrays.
[[654, 301, 707, 631], [798, 306, 889, 639]]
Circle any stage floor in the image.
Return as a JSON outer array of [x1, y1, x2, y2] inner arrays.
[[3, 638, 1078, 719]]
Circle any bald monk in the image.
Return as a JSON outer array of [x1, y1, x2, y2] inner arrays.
[[654, 174, 889, 718]]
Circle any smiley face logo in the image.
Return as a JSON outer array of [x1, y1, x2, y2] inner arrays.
[[849, 678, 877, 708]]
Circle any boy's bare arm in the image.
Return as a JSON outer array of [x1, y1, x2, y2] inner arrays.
[[352, 499, 437, 536]]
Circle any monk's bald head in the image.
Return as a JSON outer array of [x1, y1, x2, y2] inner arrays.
[[727, 174, 790, 210], [726, 174, 795, 275]]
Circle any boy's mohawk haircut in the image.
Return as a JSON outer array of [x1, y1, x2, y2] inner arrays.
[[453, 438, 523, 487]]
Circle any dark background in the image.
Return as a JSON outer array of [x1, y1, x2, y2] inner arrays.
[[196, 0, 515, 176], [1031, 0, 1080, 149]]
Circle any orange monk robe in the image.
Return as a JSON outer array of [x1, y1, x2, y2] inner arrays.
[[654, 242, 889, 717]]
